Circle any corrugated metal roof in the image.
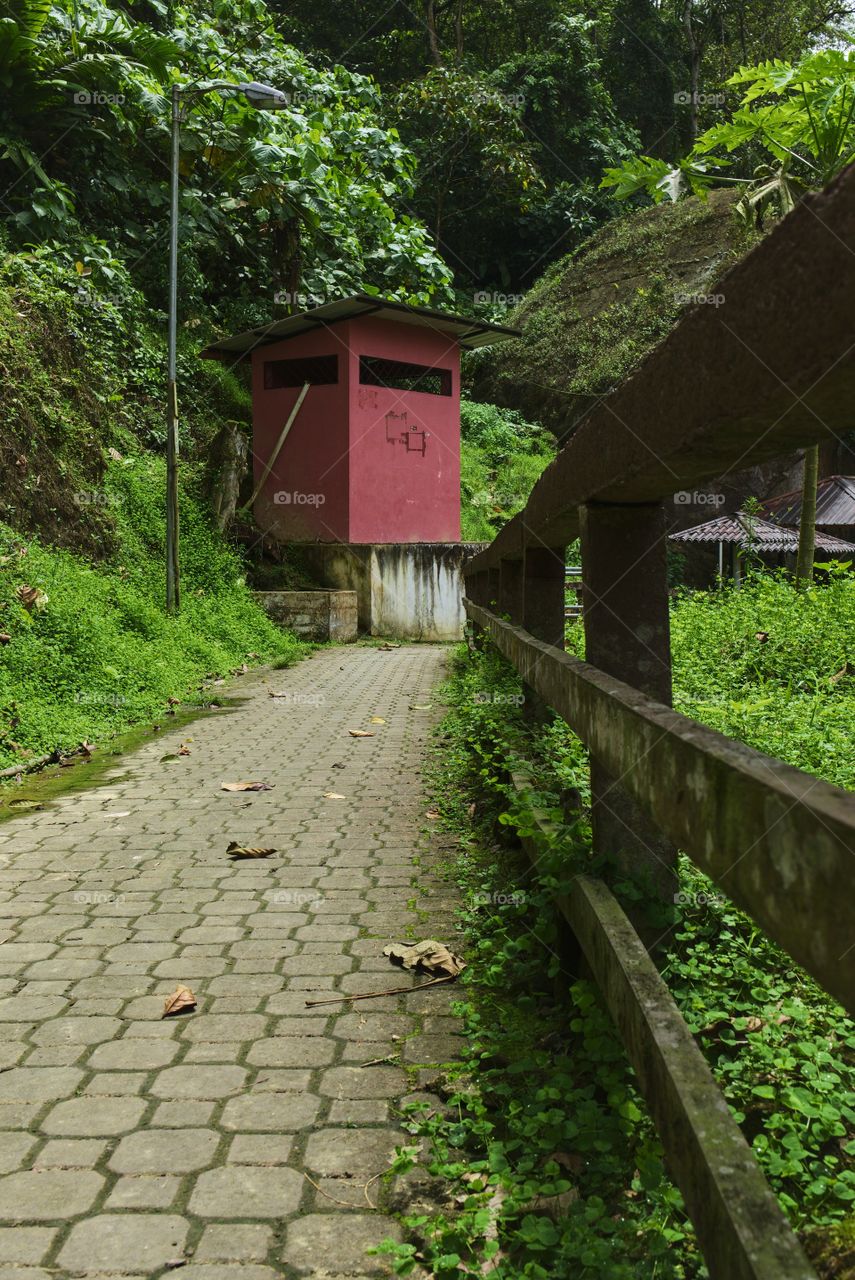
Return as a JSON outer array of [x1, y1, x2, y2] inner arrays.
[[199, 292, 521, 362], [669, 512, 855, 553], [759, 475, 855, 528]]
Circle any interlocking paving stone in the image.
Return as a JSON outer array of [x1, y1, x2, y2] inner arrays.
[[0, 1169, 103, 1219], [57, 1213, 189, 1271], [0, 646, 461, 1276], [109, 1127, 221, 1173]]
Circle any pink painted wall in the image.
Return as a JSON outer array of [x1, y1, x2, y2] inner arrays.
[[250, 315, 461, 544], [344, 317, 461, 543], [250, 329, 350, 542]]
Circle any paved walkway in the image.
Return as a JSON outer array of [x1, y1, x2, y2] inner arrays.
[[0, 645, 461, 1279]]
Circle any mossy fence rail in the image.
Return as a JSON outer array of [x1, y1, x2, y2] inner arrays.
[[462, 164, 855, 1280]]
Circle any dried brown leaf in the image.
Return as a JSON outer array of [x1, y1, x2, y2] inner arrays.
[[323, 792, 346, 800], [17, 585, 46, 612], [162, 984, 196, 1018], [226, 842, 276, 860], [369, 716, 386, 725], [383, 939, 465, 978], [220, 781, 274, 792], [348, 730, 374, 738]]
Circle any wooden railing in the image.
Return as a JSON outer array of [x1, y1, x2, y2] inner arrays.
[[462, 163, 855, 1280]]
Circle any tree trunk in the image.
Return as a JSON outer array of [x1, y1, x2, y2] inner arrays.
[[425, 0, 442, 65], [682, 0, 701, 137], [271, 214, 302, 311], [207, 423, 249, 532], [454, 0, 464, 57], [795, 445, 819, 589]]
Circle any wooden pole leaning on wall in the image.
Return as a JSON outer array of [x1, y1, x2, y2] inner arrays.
[[522, 545, 566, 723], [580, 501, 677, 914]]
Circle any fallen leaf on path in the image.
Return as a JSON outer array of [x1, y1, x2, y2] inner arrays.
[[409, 703, 432, 710], [425, 808, 441, 820], [383, 939, 465, 978], [8, 799, 42, 810], [323, 791, 346, 800], [369, 716, 386, 725], [177, 743, 191, 756], [348, 730, 374, 738], [220, 781, 274, 792], [378, 643, 400, 651], [226, 841, 276, 860], [162, 984, 196, 1018]]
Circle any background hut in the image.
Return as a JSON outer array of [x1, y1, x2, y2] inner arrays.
[[758, 475, 855, 545], [669, 511, 855, 586]]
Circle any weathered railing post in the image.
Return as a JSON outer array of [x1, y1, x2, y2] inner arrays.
[[522, 545, 565, 721], [464, 567, 487, 646], [580, 502, 676, 908], [498, 556, 523, 623], [487, 566, 501, 612]]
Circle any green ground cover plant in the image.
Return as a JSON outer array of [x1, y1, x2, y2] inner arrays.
[[379, 574, 855, 1278], [0, 456, 306, 769], [460, 400, 554, 542]]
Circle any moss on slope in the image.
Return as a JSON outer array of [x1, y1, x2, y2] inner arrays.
[[470, 190, 763, 441]]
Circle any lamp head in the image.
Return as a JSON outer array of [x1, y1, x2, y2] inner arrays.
[[237, 81, 289, 110]]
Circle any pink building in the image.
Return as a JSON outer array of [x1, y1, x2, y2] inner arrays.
[[201, 295, 518, 637]]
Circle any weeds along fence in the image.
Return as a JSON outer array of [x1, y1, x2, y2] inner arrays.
[[462, 163, 855, 1280]]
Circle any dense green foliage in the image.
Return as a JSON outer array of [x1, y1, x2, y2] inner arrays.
[[386, 577, 855, 1275], [564, 567, 855, 789], [460, 401, 554, 541], [0, 0, 453, 332], [276, 1, 850, 292], [603, 48, 855, 224], [0, 458, 305, 769]]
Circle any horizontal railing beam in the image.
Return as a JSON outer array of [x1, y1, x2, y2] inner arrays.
[[465, 600, 855, 1013], [465, 163, 855, 575], [559, 873, 814, 1280]]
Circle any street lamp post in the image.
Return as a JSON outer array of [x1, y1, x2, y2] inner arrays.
[[166, 79, 289, 613]]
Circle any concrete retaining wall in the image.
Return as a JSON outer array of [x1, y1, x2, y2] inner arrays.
[[302, 543, 486, 641], [252, 590, 358, 643]]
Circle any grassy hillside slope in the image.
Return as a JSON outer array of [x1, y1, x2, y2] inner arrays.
[[469, 189, 761, 441], [0, 250, 305, 772]]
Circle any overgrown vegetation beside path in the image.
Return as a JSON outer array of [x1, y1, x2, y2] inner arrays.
[[378, 575, 855, 1279]]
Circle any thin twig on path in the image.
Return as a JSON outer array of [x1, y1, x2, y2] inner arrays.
[[304, 1171, 378, 1211], [304, 975, 454, 1007]]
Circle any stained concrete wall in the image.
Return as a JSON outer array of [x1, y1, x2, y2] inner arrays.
[[302, 543, 486, 641], [252, 590, 358, 643]]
